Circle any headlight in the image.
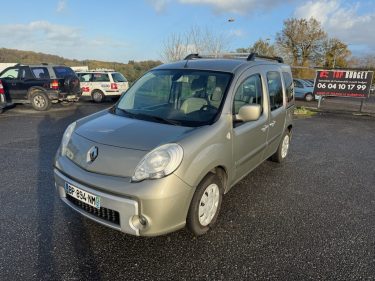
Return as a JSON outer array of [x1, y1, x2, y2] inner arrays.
[[61, 122, 76, 156], [132, 143, 183, 182]]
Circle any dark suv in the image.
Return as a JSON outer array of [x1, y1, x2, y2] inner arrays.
[[0, 64, 81, 112]]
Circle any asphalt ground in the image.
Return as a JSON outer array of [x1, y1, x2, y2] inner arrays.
[[0, 102, 375, 280]]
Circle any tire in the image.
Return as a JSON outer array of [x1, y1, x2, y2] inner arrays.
[[30, 91, 51, 111], [305, 93, 314, 102], [186, 173, 223, 236], [270, 130, 291, 163], [92, 90, 105, 103]]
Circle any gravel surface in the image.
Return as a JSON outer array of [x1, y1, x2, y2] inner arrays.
[[0, 102, 375, 281]]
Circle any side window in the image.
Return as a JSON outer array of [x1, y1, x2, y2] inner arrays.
[[267, 71, 283, 111], [0, 68, 19, 79], [31, 67, 50, 79], [233, 74, 263, 115], [79, 73, 92, 82], [20, 67, 34, 79], [282, 72, 294, 103], [92, 73, 110, 82]]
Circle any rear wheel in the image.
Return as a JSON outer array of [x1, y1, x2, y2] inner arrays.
[[305, 93, 314, 102], [270, 130, 291, 163], [30, 91, 51, 111], [92, 90, 105, 103], [186, 173, 223, 236]]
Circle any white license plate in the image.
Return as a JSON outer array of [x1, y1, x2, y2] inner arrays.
[[64, 182, 101, 209]]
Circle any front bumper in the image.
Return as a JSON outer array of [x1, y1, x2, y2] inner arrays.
[[54, 157, 194, 236]]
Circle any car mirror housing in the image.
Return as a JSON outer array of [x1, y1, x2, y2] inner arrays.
[[236, 104, 262, 122]]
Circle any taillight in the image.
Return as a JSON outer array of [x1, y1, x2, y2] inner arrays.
[[82, 87, 90, 92], [0, 80, 4, 95], [50, 80, 59, 90], [111, 83, 118, 90]]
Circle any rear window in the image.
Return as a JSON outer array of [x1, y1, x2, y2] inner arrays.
[[111, 72, 127, 82], [53, 67, 75, 78], [92, 73, 110, 82]]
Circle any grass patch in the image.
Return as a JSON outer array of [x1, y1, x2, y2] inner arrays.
[[294, 106, 317, 116]]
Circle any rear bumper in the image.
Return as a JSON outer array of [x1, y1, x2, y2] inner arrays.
[[46, 90, 82, 101]]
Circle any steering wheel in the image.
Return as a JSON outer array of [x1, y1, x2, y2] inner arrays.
[[6, 75, 15, 79]]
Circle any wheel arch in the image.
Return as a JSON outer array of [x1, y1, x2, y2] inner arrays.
[[27, 86, 47, 100]]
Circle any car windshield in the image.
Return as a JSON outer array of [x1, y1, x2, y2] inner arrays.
[[112, 72, 127, 82], [115, 69, 232, 127]]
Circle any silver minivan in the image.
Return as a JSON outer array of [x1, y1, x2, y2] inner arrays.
[[54, 53, 295, 236]]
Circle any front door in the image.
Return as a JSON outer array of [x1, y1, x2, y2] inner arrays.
[[232, 70, 269, 180], [0, 67, 20, 101]]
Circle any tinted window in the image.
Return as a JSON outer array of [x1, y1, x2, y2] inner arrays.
[[282, 72, 294, 103], [233, 74, 263, 115], [0, 68, 19, 79], [53, 66, 75, 78], [20, 67, 34, 79], [31, 67, 50, 79], [111, 72, 127, 82], [267, 71, 283, 111], [92, 73, 110, 82]]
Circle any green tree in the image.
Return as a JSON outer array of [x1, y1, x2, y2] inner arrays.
[[276, 18, 327, 67]]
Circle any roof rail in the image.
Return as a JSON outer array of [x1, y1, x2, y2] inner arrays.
[[247, 53, 284, 63], [91, 68, 115, 72], [184, 54, 202, 60], [183, 52, 284, 63]]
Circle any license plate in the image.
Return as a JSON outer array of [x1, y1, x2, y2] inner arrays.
[[64, 182, 101, 209]]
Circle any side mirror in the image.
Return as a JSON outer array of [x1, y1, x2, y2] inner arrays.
[[236, 104, 261, 122]]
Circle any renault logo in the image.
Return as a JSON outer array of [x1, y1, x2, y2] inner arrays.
[[87, 146, 98, 163]]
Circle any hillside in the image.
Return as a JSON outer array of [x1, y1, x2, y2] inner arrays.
[[0, 48, 162, 82]]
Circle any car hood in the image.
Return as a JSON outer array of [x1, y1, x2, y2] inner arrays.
[[75, 112, 195, 151]]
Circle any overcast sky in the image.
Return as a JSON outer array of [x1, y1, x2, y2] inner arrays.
[[0, 0, 374, 62]]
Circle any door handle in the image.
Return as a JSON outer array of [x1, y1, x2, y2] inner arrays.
[[261, 125, 269, 132], [269, 120, 276, 127]]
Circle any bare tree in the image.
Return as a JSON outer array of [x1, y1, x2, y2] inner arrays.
[[276, 18, 327, 66], [161, 26, 229, 62]]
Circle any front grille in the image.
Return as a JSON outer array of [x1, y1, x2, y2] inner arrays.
[[67, 195, 120, 225]]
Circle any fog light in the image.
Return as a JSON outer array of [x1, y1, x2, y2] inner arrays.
[[131, 215, 148, 230]]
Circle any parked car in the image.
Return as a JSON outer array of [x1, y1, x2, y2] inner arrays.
[[0, 64, 81, 111], [54, 53, 294, 237], [293, 78, 316, 101], [76, 70, 129, 103]]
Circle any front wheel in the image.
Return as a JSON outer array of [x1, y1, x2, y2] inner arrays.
[[270, 130, 291, 163], [186, 173, 223, 236], [30, 91, 51, 111]]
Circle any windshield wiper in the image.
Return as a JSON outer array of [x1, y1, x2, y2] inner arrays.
[[115, 107, 180, 125]]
